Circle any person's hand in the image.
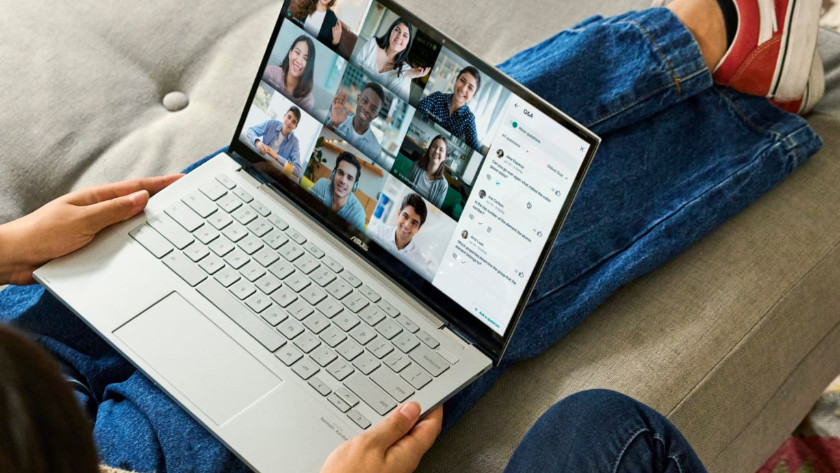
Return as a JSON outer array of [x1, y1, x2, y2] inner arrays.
[[321, 403, 443, 473], [267, 148, 279, 160], [256, 141, 272, 155], [0, 175, 183, 285], [403, 66, 431, 80], [332, 21, 343, 46], [329, 90, 350, 127]]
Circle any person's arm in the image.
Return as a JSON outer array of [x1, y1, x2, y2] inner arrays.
[[0, 175, 182, 285], [321, 402, 442, 473], [464, 114, 480, 151], [246, 121, 268, 147], [289, 139, 302, 176], [432, 179, 448, 208]]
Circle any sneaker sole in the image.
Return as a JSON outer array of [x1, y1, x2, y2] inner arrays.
[[770, 0, 821, 100]]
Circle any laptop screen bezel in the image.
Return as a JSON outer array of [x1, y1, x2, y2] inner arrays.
[[227, 0, 600, 365]]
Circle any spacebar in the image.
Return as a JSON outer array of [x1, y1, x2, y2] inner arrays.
[[197, 279, 284, 352]]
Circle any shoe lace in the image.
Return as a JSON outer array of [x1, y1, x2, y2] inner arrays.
[[757, 0, 779, 44]]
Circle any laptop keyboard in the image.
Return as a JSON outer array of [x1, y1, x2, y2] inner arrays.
[[130, 173, 452, 430]]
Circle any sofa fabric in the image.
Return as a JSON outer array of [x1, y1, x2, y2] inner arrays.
[[2, 1, 839, 472]]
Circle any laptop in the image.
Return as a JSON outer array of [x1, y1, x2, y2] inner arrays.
[[35, 0, 599, 471]]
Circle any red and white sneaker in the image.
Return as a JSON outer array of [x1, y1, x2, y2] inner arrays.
[[713, 0, 822, 101], [770, 48, 825, 115]]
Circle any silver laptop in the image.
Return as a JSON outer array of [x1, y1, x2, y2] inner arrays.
[[35, 0, 599, 471]]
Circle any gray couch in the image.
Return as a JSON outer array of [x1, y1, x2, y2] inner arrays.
[[2, 1, 838, 472]]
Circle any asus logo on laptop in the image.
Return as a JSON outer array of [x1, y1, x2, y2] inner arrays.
[[350, 236, 369, 252]]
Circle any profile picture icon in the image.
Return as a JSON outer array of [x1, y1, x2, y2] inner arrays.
[[479, 189, 486, 199], [461, 230, 469, 239], [496, 149, 504, 158]]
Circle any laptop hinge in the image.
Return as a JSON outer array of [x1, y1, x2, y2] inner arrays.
[[442, 322, 475, 347]]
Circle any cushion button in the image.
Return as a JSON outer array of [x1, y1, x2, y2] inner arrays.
[[162, 91, 189, 112]]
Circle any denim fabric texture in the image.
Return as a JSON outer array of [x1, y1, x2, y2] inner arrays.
[[504, 390, 708, 472], [0, 7, 822, 471]]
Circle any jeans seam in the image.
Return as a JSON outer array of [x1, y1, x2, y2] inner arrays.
[[612, 427, 650, 473], [623, 20, 683, 95]]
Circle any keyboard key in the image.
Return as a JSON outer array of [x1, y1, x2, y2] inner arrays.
[[378, 300, 400, 318], [371, 365, 414, 402], [215, 174, 237, 189], [209, 237, 235, 257], [148, 214, 193, 249], [253, 247, 280, 267], [310, 267, 337, 287], [197, 279, 284, 352], [239, 260, 265, 282], [344, 372, 396, 416], [342, 293, 369, 313], [400, 363, 433, 390], [255, 273, 282, 295], [408, 345, 449, 377], [199, 181, 227, 201], [232, 205, 257, 225], [193, 224, 220, 245], [359, 306, 385, 326], [232, 187, 253, 203], [229, 280, 256, 300], [286, 228, 307, 245], [308, 376, 331, 396], [341, 271, 363, 288], [237, 234, 264, 255], [358, 285, 381, 303], [217, 193, 242, 213], [326, 279, 353, 300], [198, 254, 224, 274], [183, 191, 217, 218], [367, 337, 394, 359], [270, 286, 297, 308], [279, 244, 305, 262], [213, 267, 240, 287], [247, 218, 273, 237], [245, 293, 272, 313], [326, 358, 355, 381], [293, 332, 321, 353], [322, 256, 343, 273], [351, 352, 380, 375], [316, 297, 344, 318], [303, 313, 330, 334], [347, 409, 371, 429], [394, 314, 420, 334], [268, 260, 295, 280], [207, 211, 233, 230], [269, 215, 289, 231], [328, 393, 351, 413], [393, 332, 420, 353], [130, 224, 173, 258], [166, 202, 203, 232], [162, 251, 207, 286], [310, 345, 338, 367], [384, 352, 411, 373], [375, 318, 402, 340], [336, 339, 363, 361], [261, 305, 287, 326], [294, 254, 320, 275], [334, 313, 361, 332], [223, 248, 249, 270], [222, 222, 248, 243], [319, 326, 347, 348], [251, 200, 271, 217], [334, 387, 360, 408], [275, 343, 303, 366], [304, 242, 325, 258], [262, 231, 288, 251], [349, 325, 376, 346], [301, 286, 327, 306], [416, 330, 440, 349], [277, 319, 305, 340], [285, 272, 311, 293], [287, 299, 314, 321]]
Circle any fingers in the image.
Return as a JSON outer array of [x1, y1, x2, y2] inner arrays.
[[389, 405, 443, 466], [79, 190, 150, 233], [64, 174, 183, 206], [366, 402, 421, 449]]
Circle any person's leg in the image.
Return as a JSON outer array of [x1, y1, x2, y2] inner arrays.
[[504, 390, 707, 473]]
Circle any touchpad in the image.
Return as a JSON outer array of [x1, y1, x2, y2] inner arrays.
[[114, 292, 282, 426]]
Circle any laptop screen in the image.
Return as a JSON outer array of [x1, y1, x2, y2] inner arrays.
[[229, 0, 598, 361]]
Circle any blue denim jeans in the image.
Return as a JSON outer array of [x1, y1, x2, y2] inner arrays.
[[504, 390, 707, 472], [0, 7, 821, 472]]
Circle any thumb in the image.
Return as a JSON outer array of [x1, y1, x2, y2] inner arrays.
[[82, 190, 149, 233], [365, 402, 421, 448]]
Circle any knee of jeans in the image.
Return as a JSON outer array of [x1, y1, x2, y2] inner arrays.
[[545, 389, 644, 426]]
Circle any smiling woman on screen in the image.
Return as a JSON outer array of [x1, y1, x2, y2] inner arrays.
[[407, 135, 449, 208], [262, 35, 317, 110], [417, 66, 481, 150], [292, 0, 343, 50]]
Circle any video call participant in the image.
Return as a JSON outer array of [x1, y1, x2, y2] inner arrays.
[[368, 193, 428, 270], [263, 35, 316, 110], [352, 18, 430, 102], [407, 135, 449, 208], [291, 0, 343, 51], [417, 66, 481, 150], [245, 107, 303, 177], [328, 82, 385, 164], [309, 151, 366, 229]]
